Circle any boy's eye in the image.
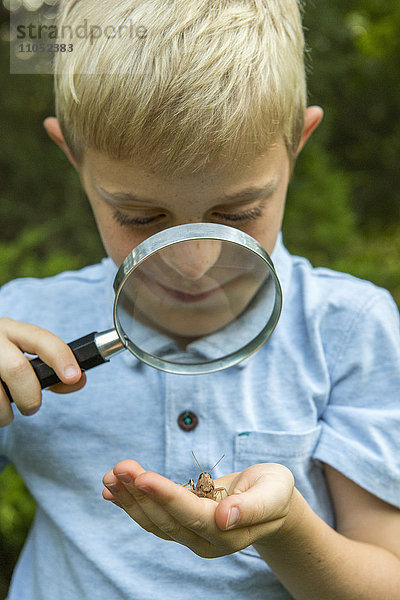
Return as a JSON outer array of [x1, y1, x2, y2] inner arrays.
[[112, 209, 164, 228], [212, 206, 263, 224]]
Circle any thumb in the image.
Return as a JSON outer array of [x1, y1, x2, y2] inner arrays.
[[49, 372, 87, 394], [215, 463, 294, 531]]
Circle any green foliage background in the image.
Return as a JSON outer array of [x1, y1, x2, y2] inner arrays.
[[0, 0, 399, 595]]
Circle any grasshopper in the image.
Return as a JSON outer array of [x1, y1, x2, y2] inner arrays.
[[182, 452, 228, 501]]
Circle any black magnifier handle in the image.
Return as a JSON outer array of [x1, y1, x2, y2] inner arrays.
[[1, 329, 123, 403]]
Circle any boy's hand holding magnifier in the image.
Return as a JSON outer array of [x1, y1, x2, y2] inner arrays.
[[0, 318, 85, 425]]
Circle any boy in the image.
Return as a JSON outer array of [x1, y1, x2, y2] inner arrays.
[[1, 1, 399, 598]]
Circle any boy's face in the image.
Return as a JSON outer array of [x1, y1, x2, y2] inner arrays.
[[79, 138, 290, 267], [79, 143, 290, 338]]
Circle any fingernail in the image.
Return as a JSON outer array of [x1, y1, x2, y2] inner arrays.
[[105, 482, 119, 492], [116, 473, 132, 484], [21, 405, 40, 416], [225, 507, 240, 530], [64, 365, 80, 379]]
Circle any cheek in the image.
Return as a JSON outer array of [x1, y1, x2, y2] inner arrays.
[[95, 212, 145, 265], [246, 206, 285, 254], [105, 231, 146, 266]]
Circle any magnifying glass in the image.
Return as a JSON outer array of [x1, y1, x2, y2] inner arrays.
[[2, 223, 282, 400]]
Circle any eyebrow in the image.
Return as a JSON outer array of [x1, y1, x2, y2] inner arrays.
[[95, 179, 279, 206]]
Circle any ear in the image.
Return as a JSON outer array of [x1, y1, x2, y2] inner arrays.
[[43, 117, 78, 168], [296, 106, 324, 156]]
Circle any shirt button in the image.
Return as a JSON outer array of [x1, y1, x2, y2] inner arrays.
[[177, 410, 198, 432]]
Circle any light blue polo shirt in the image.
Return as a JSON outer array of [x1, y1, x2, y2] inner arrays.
[[1, 234, 399, 600]]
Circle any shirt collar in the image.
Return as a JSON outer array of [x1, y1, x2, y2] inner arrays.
[[270, 231, 293, 301], [102, 231, 292, 371], [103, 257, 118, 325]]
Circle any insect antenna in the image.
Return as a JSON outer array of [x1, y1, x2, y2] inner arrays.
[[209, 454, 225, 474], [191, 451, 205, 473]]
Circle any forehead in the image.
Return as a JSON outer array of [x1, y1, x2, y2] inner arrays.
[[81, 141, 289, 201]]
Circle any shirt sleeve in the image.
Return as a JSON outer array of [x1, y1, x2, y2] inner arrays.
[[314, 289, 400, 508]]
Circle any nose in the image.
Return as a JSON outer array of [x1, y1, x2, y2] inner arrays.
[[159, 239, 222, 280]]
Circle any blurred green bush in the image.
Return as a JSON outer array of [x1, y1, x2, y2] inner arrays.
[[0, 466, 36, 598]]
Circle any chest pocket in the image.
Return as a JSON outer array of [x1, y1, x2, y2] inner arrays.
[[234, 426, 322, 470], [233, 425, 333, 559]]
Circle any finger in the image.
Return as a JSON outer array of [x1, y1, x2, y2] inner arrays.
[[102, 484, 123, 505], [0, 335, 42, 416], [49, 372, 87, 394], [111, 461, 166, 524], [131, 472, 219, 540], [0, 319, 82, 385], [214, 463, 295, 531], [102, 469, 173, 542], [0, 381, 15, 427], [113, 459, 147, 481], [103, 477, 143, 515], [103, 488, 173, 541], [113, 465, 216, 556], [103, 470, 139, 510], [104, 463, 147, 509]]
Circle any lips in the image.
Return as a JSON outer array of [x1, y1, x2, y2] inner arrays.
[[154, 279, 220, 303]]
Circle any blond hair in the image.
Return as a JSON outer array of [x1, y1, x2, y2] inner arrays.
[[54, 0, 307, 173]]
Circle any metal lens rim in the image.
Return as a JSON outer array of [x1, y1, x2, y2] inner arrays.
[[112, 223, 282, 374]]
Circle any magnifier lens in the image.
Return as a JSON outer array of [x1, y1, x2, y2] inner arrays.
[[114, 229, 281, 373]]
